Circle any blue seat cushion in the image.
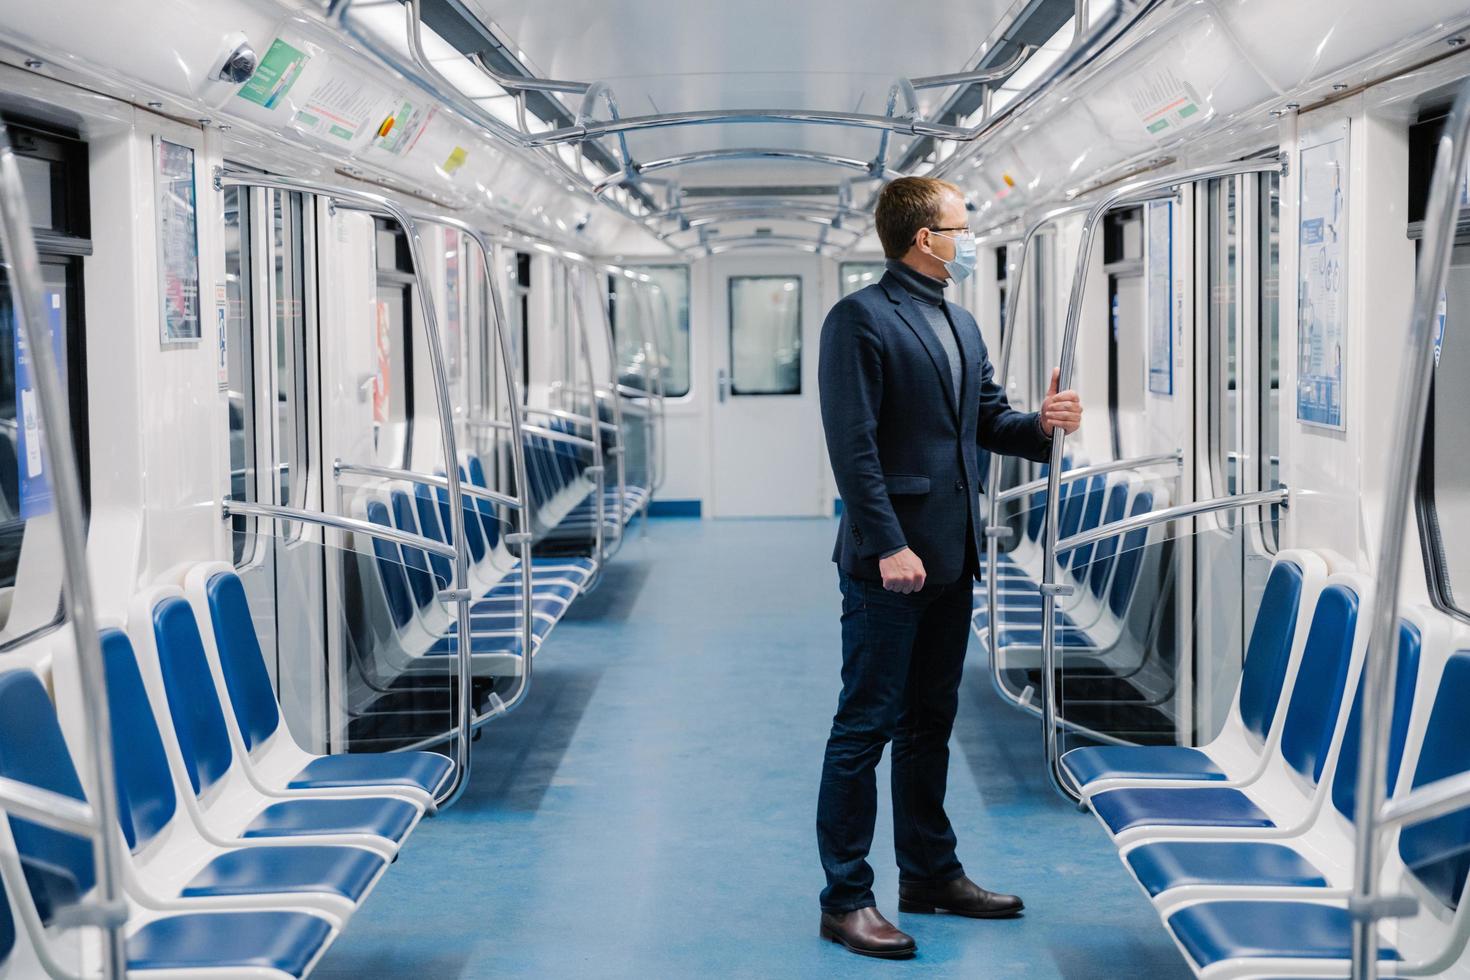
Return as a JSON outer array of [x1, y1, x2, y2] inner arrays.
[[428, 634, 528, 657], [1061, 745, 1226, 786], [1167, 901, 1398, 968], [469, 596, 566, 618], [1127, 841, 1327, 897], [241, 797, 417, 843], [995, 626, 1098, 649], [482, 581, 578, 602], [289, 751, 453, 797], [1090, 787, 1274, 835], [974, 609, 1078, 629], [128, 911, 333, 977], [181, 845, 384, 901]]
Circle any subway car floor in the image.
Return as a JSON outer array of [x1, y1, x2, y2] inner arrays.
[[314, 518, 1190, 979]]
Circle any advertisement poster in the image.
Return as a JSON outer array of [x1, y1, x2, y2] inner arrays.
[[14, 290, 65, 519], [373, 299, 391, 427], [1146, 200, 1173, 395], [155, 138, 200, 343], [1296, 120, 1349, 429]]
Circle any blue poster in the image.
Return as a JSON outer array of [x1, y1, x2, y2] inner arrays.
[[14, 289, 65, 520], [1296, 121, 1349, 430], [1146, 201, 1173, 395]]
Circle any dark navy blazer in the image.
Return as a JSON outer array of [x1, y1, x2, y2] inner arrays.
[[818, 270, 1052, 584]]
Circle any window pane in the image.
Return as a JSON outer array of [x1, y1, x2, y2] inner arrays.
[[729, 276, 801, 395], [1259, 173, 1282, 551], [223, 185, 256, 566], [1208, 177, 1239, 502], [612, 266, 691, 397], [273, 190, 308, 514], [15, 155, 53, 230], [1426, 246, 1470, 610], [840, 262, 885, 298]]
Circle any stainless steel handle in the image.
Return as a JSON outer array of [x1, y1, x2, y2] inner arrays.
[[717, 369, 730, 403]]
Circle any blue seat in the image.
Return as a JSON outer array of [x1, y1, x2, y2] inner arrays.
[[1168, 901, 1398, 968], [1129, 841, 1327, 896], [1088, 583, 1359, 836], [241, 797, 416, 843], [127, 911, 334, 977], [204, 571, 454, 798], [1398, 651, 1470, 910], [180, 846, 382, 901], [1124, 620, 1421, 897], [151, 598, 420, 843], [0, 667, 339, 977], [1062, 560, 1304, 788]]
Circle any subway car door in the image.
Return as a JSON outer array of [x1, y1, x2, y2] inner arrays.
[[709, 255, 826, 516]]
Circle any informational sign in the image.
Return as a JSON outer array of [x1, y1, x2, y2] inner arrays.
[[1127, 65, 1207, 139], [155, 138, 200, 343], [1436, 290, 1447, 368], [215, 282, 229, 390], [236, 35, 394, 147], [236, 38, 308, 110], [14, 290, 64, 519], [373, 98, 436, 157], [1146, 200, 1173, 395], [1296, 120, 1349, 429]]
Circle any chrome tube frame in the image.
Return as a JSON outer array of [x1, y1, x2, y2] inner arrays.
[[0, 777, 97, 839], [909, 43, 1033, 90], [0, 122, 128, 973], [571, 264, 636, 539], [557, 261, 609, 588], [594, 148, 901, 196], [1055, 489, 1288, 555], [521, 406, 620, 436], [623, 276, 669, 496], [1037, 158, 1283, 804], [332, 459, 523, 510], [222, 500, 458, 561], [994, 450, 1182, 504], [217, 168, 475, 808], [1349, 76, 1470, 980], [521, 422, 600, 451]]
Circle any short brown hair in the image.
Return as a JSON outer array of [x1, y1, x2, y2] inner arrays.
[[875, 177, 963, 259]]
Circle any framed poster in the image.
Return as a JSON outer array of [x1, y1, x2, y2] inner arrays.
[[1296, 119, 1349, 429], [155, 137, 201, 344], [1146, 200, 1174, 395]]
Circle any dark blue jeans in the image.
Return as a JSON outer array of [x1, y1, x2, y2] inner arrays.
[[817, 568, 972, 912]]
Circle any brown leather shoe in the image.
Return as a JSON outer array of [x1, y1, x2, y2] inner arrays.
[[898, 875, 1024, 918], [819, 907, 917, 959]]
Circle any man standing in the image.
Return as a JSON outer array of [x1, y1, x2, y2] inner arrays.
[[815, 177, 1082, 959]]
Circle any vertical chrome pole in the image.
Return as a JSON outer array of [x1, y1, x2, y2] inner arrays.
[[0, 124, 128, 974], [1348, 76, 1470, 980], [564, 263, 607, 589], [574, 267, 630, 544]]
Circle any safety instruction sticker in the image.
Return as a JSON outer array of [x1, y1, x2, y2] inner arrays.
[[215, 282, 229, 390], [14, 291, 64, 520], [237, 38, 308, 109], [373, 99, 436, 156], [1128, 66, 1206, 139], [1296, 119, 1349, 430]]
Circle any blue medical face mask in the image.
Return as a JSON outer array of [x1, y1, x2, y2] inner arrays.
[[932, 230, 977, 284]]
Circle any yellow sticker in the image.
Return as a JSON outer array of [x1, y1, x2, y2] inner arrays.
[[442, 146, 468, 173], [1002, 172, 1016, 188]]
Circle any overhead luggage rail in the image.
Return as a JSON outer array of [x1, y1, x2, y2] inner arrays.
[[1035, 156, 1285, 804], [0, 119, 127, 975], [1349, 74, 1470, 980]]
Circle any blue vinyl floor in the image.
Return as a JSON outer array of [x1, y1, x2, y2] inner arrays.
[[315, 518, 1191, 979]]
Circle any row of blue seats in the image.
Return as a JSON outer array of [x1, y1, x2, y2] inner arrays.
[[0, 563, 453, 976], [974, 463, 1170, 667], [1061, 550, 1470, 976]]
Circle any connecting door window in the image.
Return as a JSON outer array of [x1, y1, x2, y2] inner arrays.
[[611, 265, 692, 397], [839, 262, 885, 298], [1258, 172, 1283, 551], [729, 275, 802, 395]]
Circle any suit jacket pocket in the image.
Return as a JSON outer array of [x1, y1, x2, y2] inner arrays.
[[884, 474, 931, 495]]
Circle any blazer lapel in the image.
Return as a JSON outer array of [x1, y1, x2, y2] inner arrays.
[[950, 304, 981, 426], [882, 278, 960, 419]]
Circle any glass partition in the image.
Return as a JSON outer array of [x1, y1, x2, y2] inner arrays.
[[729, 275, 801, 395]]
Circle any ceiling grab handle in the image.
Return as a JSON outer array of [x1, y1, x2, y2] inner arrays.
[[216, 169, 475, 810], [0, 118, 130, 978], [1348, 75, 1470, 980], [1038, 157, 1283, 805]]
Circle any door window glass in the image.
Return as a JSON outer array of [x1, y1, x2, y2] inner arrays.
[[729, 276, 801, 395]]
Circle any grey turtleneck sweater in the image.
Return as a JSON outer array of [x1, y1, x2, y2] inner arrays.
[[884, 258, 963, 400]]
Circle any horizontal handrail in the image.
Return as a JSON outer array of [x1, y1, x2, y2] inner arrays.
[[0, 775, 98, 837], [520, 406, 620, 435], [333, 460, 523, 510], [1056, 488, 1289, 555], [520, 423, 599, 451], [1377, 769, 1470, 833], [995, 451, 1182, 504], [222, 500, 457, 560]]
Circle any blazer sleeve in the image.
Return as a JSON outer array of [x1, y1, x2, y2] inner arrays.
[[976, 342, 1053, 464], [818, 301, 908, 560]]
